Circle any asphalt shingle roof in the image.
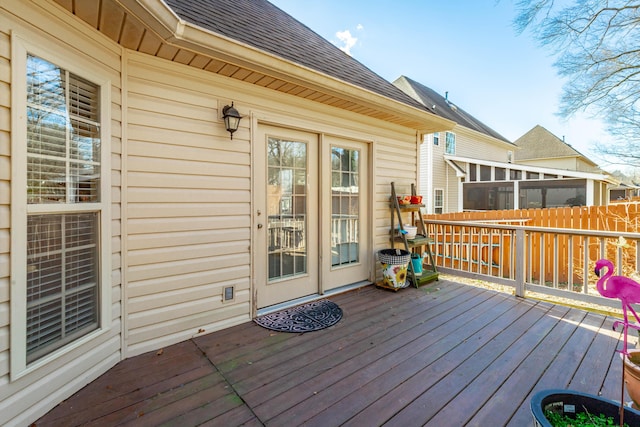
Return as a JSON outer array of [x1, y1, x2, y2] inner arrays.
[[164, 0, 430, 111], [393, 75, 511, 143]]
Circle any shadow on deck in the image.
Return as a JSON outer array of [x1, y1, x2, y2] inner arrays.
[[36, 279, 627, 426]]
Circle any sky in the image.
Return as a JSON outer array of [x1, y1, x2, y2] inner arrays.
[[268, 0, 617, 170]]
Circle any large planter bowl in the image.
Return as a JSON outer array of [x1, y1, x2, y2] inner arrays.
[[623, 349, 640, 409], [530, 389, 640, 426]]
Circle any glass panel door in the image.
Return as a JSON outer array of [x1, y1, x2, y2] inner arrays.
[[322, 137, 369, 291], [255, 125, 318, 309]]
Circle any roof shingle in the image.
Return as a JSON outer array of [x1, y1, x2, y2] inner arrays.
[[164, 0, 429, 111], [393, 75, 511, 143]]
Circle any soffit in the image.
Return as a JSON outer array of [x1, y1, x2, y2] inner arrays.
[[50, 0, 454, 133]]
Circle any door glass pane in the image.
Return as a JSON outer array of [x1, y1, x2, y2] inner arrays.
[[331, 147, 359, 267], [267, 137, 307, 281]]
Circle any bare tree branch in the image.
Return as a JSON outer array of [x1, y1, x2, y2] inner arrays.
[[515, 0, 640, 168]]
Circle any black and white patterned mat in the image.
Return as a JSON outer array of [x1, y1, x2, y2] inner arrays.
[[254, 300, 343, 333]]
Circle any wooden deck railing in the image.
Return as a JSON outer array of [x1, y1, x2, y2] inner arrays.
[[423, 218, 640, 311]]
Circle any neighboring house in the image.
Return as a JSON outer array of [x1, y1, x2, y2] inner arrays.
[[610, 183, 640, 201], [0, 1, 454, 424], [607, 170, 640, 201], [510, 125, 615, 208], [514, 125, 602, 173], [394, 77, 615, 212], [393, 76, 515, 213]]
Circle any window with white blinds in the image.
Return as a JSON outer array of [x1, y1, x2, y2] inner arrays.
[[25, 55, 101, 363]]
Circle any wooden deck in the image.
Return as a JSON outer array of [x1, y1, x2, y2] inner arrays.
[[36, 279, 629, 426]]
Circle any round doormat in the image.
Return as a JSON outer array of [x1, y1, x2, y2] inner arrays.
[[254, 300, 343, 333]]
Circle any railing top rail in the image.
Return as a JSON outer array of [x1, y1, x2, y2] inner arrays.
[[452, 219, 531, 224], [424, 218, 640, 240]]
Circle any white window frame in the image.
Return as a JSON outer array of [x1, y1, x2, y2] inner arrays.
[[10, 34, 112, 379], [434, 188, 444, 214], [445, 131, 456, 155]]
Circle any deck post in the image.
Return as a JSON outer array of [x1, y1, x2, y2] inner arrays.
[[515, 228, 525, 297]]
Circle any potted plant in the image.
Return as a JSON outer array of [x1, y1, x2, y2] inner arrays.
[[531, 389, 640, 427], [530, 259, 640, 426]]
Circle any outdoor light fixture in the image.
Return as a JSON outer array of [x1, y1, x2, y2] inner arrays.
[[222, 102, 242, 140]]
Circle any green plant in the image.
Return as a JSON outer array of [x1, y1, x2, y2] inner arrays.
[[544, 408, 629, 427]]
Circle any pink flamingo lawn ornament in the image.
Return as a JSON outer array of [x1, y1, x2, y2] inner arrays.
[[595, 258, 640, 425], [594, 259, 640, 356]]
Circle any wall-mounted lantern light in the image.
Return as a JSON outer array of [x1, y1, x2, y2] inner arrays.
[[222, 102, 242, 140]]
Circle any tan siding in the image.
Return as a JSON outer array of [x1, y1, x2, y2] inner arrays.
[[124, 56, 253, 354], [446, 166, 458, 212], [0, 1, 123, 425], [517, 157, 577, 170], [0, 25, 10, 386], [2, 2, 451, 424], [455, 128, 512, 162], [373, 132, 418, 259]]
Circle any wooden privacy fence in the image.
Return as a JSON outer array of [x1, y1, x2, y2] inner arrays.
[[421, 204, 640, 307], [424, 203, 640, 232]]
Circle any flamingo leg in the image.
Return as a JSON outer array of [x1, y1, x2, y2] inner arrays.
[[613, 304, 640, 355], [627, 303, 640, 325]]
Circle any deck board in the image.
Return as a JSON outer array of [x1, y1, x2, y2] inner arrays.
[[35, 279, 631, 427]]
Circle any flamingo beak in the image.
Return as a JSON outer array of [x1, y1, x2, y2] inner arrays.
[[595, 267, 601, 277]]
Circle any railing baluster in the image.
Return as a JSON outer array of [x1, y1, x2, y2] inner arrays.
[[539, 233, 545, 286], [515, 228, 525, 297], [583, 235, 589, 294], [553, 234, 558, 289], [568, 235, 573, 292], [527, 231, 533, 284]]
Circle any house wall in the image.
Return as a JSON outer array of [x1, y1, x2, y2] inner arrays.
[[421, 126, 512, 213], [122, 53, 255, 356], [516, 155, 600, 174], [419, 134, 447, 213], [516, 156, 601, 173], [445, 164, 458, 213], [123, 51, 419, 356], [1, 0, 423, 424], [0, 1, 123, 425]]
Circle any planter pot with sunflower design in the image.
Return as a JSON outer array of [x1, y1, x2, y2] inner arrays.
[[379, 249, 411, 288]]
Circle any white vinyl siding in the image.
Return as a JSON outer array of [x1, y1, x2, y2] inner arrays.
[[420, 132, 447, 214], [422, 125, 516, 213]]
